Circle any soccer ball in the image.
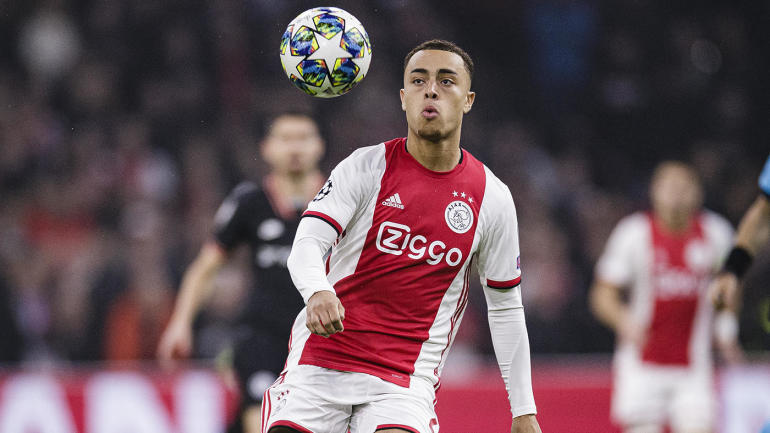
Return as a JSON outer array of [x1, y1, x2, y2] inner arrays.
[[279, 7, 372, 98]]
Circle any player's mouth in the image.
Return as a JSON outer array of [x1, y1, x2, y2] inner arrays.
[[422, 105, 439, 119]]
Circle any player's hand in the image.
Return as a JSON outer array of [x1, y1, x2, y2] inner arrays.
[[511, 414, 541, 433], [306, 290, 345, 338], [709, 272, 740, 311], [716, 337, 745, 365], [157, 317, 194, 369]]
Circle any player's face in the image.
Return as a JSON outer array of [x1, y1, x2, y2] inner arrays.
[[651, 165, 703, 225], [261, 116, 324, 175], [400, 50, 475, 142]]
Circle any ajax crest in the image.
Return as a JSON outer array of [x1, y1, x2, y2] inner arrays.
[[445, 200, 473, 234]]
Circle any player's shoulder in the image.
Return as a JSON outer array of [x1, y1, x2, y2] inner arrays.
[[699, 209, 733, 236], [336, 142, 387, 173], [612, 212, 650, 237], [228, 181, 262, 202], [480, 164, 513, 203]]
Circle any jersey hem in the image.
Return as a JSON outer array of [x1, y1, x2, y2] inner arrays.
[[511, 405, 538, 417], [375, 424, 419, 433], [267, 420, 315, 433], [299, 358, 412, 388], [302, 211, 342, 235], [487, 276, 522, 289]]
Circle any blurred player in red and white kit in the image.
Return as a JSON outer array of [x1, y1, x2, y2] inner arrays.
[[157, 113, 325, 433], [263, 40, 541, 433], [709, 153, 770, 313], [590, 162, 739, 433]]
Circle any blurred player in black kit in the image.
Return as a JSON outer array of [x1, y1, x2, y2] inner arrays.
[[157, 112, 326, 433]]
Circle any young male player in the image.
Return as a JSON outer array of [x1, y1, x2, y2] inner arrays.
[[263, 40, 540, 433], [590, 162, 738, 433], [709, 153, 770, 312], [157, 113, 326, 433]]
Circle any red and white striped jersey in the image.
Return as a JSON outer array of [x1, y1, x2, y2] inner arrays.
[[596, 211, 733, 369], [288, 138, 523, 388]]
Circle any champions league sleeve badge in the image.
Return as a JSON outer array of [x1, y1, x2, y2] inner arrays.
[[313, 179, 333, 202]]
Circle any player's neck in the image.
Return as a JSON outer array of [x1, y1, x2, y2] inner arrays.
[[654, 212, 694, 235], [405, 131, 462, 172]]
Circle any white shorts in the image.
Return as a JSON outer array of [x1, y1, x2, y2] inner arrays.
[[262, 365, 439, 433], [612, 350, 715, 431]]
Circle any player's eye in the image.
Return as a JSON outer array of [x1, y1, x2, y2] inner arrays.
[[412, 78, 424, 84], [441, 79, 454, 85]]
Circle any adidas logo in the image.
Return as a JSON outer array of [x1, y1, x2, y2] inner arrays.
[[382, 193, 405, 209]]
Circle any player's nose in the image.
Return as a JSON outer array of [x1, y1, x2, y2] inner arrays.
[[425, 80, 438, 99]]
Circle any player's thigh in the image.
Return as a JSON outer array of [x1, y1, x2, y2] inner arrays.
[[349, 377, 437, 433], [242, 404, 261, 433], [670, 376, 715, 433], [612, 366, 668, 428]]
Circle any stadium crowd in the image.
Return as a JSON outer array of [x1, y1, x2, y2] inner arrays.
[[0, 0, 767, 366]]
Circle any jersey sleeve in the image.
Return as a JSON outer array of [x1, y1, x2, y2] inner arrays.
[[212, 182, 257, 252], [477, 180, 522, 292], [477, 175, 536, 416], [759, 154, 770, 198], [303, 146, 380, 235], [595, 215, 642, 287], [703, 211, 735, 270]]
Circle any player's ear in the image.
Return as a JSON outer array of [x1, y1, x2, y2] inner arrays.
[[400, 88, 406, 111], [463, 91, 475, 114]]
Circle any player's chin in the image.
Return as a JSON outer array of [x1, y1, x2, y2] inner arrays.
[[417, 126, 445, 143]]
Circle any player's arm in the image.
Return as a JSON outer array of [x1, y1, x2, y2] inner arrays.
[[485, 287, 540, 432], [158, 182, 254, 366], [157, 242, 227, 366], [286, 217, 344, 338], [589, 279, 642, 345], [477, 182, 539, 429], [710, 195, 770, 311], [288, 147, 378, 338], [511, 414, 541, 433], [589, 215, 643, 344]]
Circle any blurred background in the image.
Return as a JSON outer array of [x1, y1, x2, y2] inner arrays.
[[0, 0, 768, 432]]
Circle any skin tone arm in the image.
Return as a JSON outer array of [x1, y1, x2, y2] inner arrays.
[[589, 280, 644, 346], [710, 195, 770, 311], [157, 242, 227, 367], [511, 414, 541, 433]]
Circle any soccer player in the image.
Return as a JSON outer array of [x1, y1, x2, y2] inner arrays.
[[157, 113, 326, 433], [589, 161, 738, 433], [708, 154, 770, 312], [263, 40, 540, 433]]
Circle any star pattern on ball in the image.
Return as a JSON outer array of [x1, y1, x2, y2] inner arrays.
[[312, 75, 354, 97], [289, 14, 318, 39], [280, 45, 305, 79], [351, 50, 372, 77], [307, 30, 353, 72]]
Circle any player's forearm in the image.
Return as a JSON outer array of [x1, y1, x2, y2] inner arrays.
[[488, 306, 537, 417], [734, 195, 770, 255], [287, 217, 338, 303], [170, 243, 225, 324], [589, 281, 626, 332]]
